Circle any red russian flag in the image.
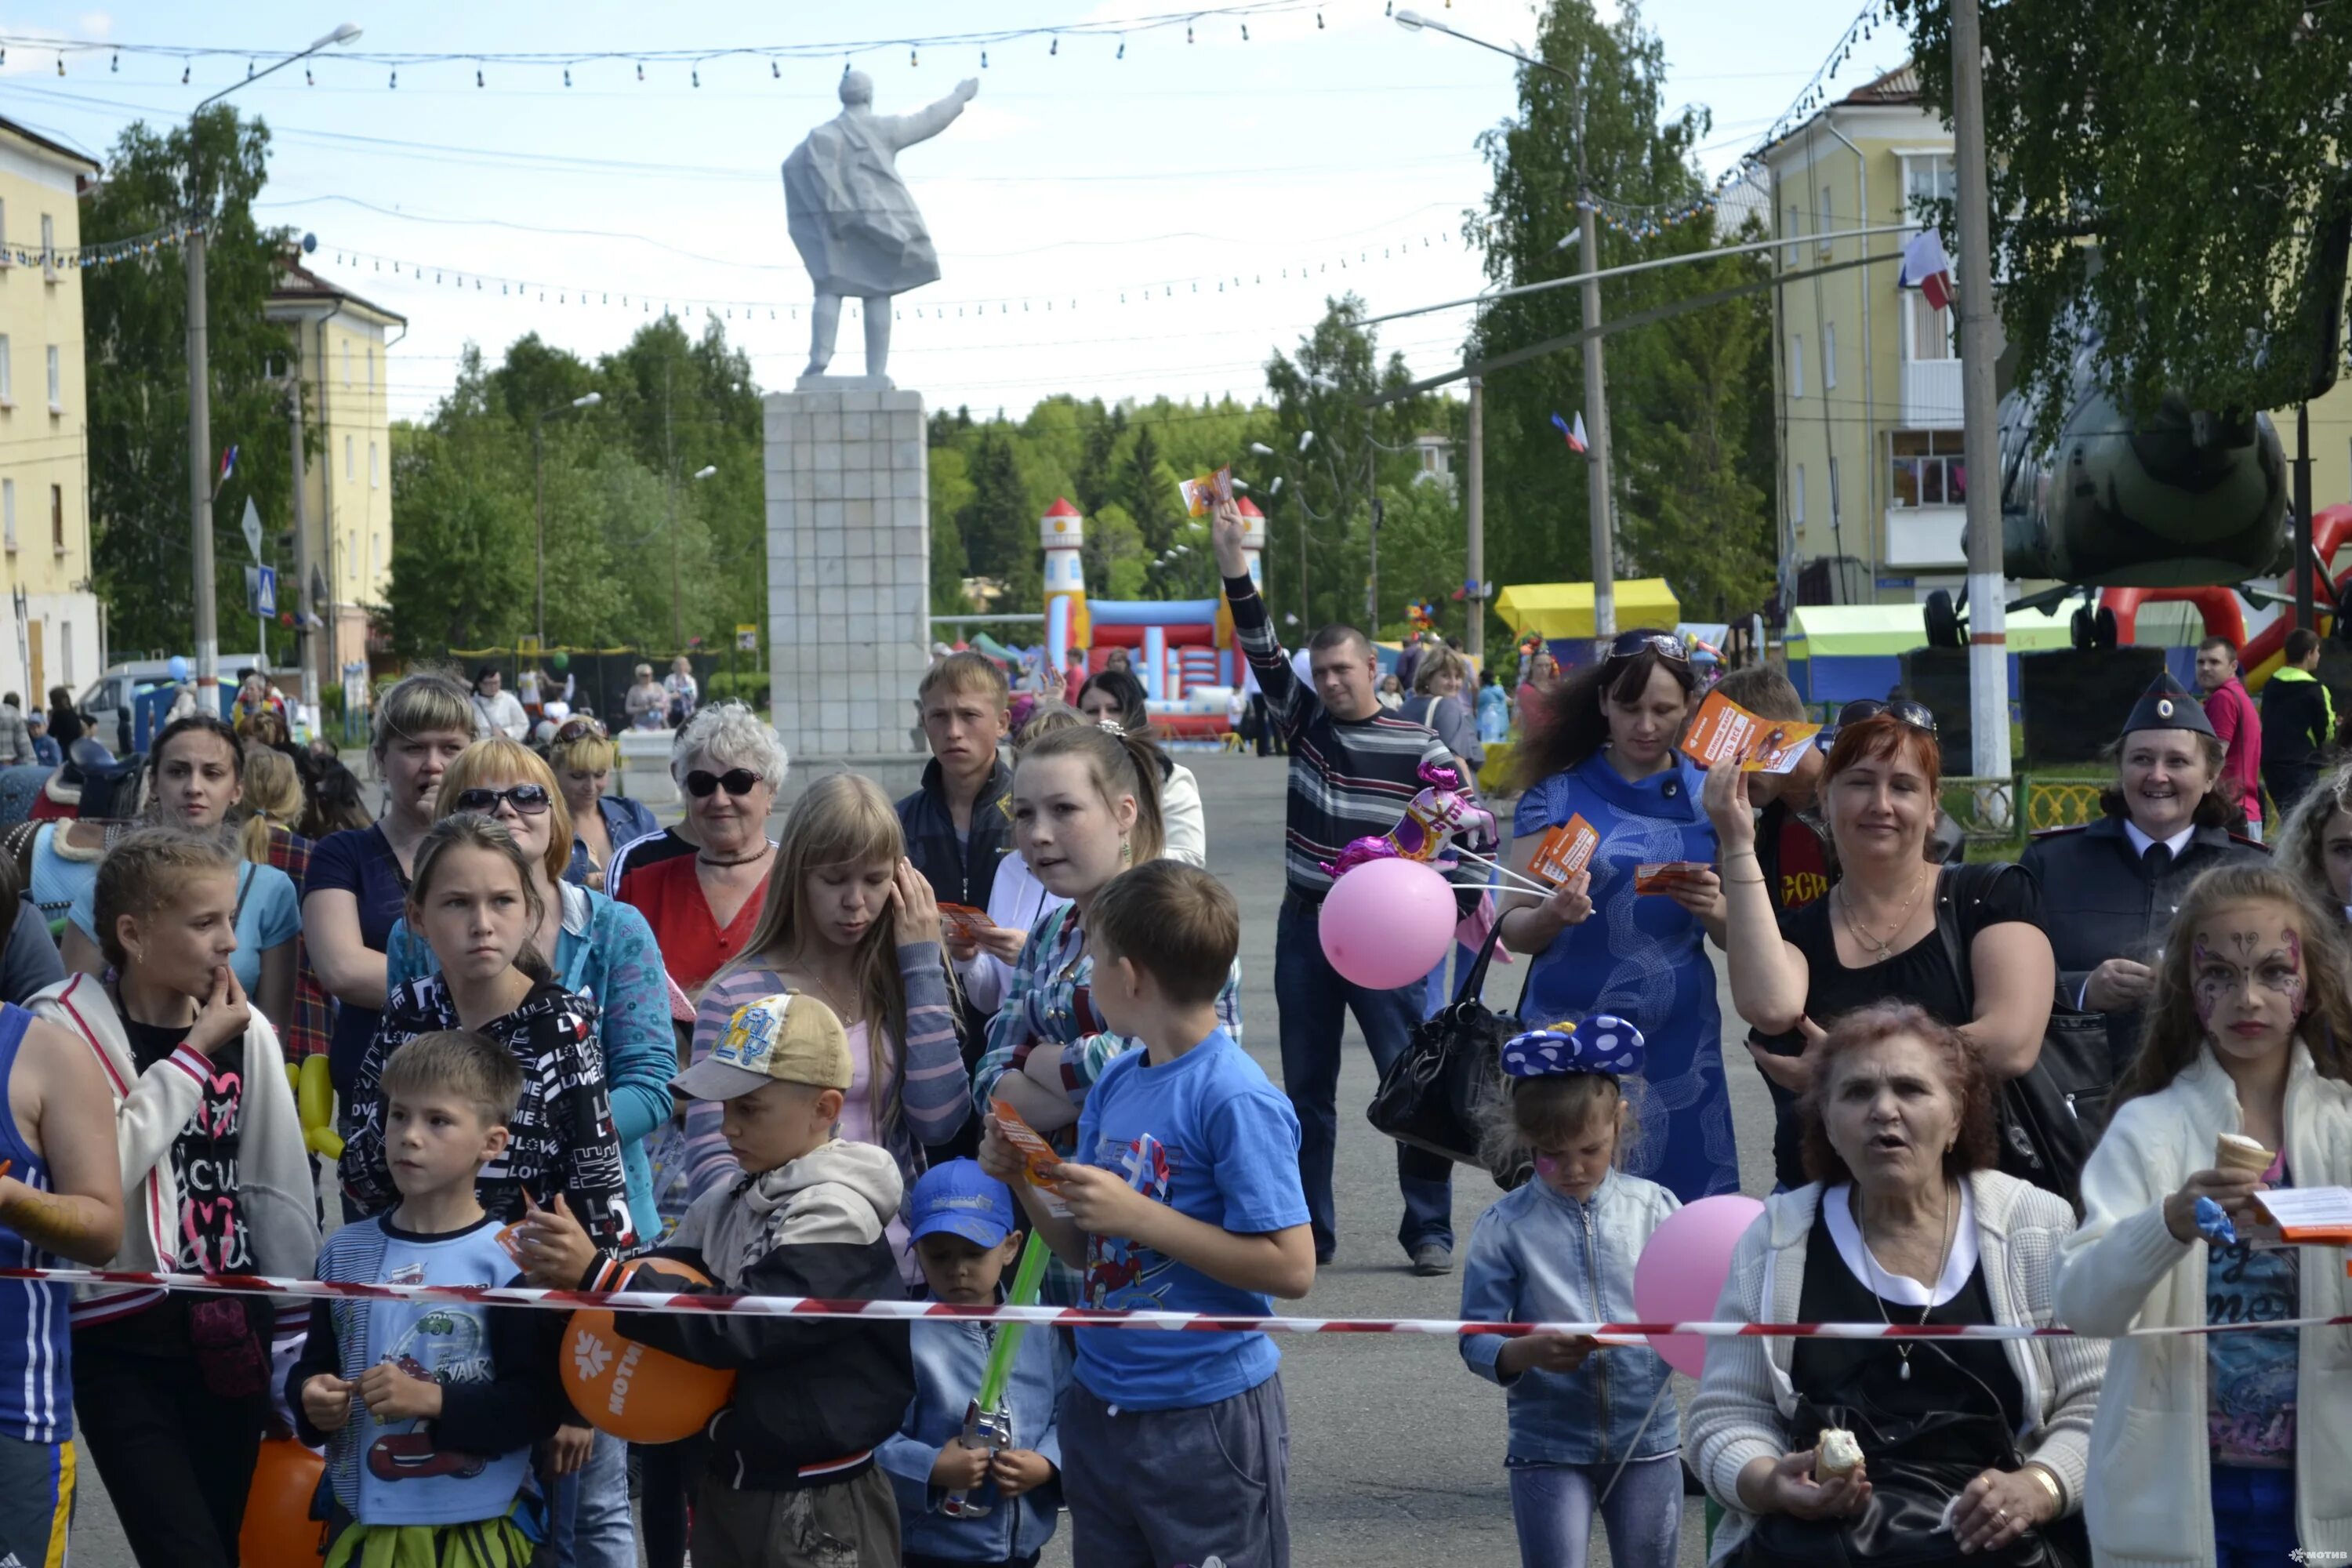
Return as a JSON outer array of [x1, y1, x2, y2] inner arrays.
[[1552, 411, 1588, 455]]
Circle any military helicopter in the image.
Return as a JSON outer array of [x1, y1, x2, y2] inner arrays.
[[1922, 178, 2352, 653]]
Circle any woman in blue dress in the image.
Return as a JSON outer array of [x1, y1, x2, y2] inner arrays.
[[1495, 629, 1738, 1201]]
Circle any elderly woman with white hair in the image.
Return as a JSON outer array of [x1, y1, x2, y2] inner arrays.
[[612, 702, 786, 993]]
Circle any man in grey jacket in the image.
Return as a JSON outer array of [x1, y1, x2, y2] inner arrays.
[[0, 693, 33, 766]]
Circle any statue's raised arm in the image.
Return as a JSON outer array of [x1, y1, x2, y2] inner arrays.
[[782, 71, 979, 383]]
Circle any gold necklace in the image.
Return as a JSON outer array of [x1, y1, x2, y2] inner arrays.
[[1836, 871, 1926, 963], [1852, 1178, 1955, 1381]]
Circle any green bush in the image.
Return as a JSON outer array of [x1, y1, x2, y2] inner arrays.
[[702, 670, 771, 709]]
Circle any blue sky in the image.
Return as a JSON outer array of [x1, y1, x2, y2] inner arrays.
[[0, 0, 1907, 420]]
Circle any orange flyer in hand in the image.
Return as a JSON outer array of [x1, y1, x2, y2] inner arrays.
[[1529, 815, 1600, 886], [990, 1099, 1073, 1217], [938, 904, 992, 944], [1679, 690, 1822, 775], [1634, 862, 1711, 895]]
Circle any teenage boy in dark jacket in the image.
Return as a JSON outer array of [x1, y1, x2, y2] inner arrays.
[[528, 992, 914, 1568], [2262, 626, 2336, 818]]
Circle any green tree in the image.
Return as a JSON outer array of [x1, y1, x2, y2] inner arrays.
[[959, 428, 1030, 586], [928, 446, 974, 615], [83, 105, 298, 660], [1893, 1, 2352, 434], [1469, 0, 1775, 629], [383, 352, 534, 657]]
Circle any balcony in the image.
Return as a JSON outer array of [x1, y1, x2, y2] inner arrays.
[[1886, 505, 1967, 569], [1901, 358, 1962, 426]]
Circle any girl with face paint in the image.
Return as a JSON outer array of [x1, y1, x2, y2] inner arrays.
[[1457, 1018, 1685, 1568], [2056, 864, 2352, 1566]]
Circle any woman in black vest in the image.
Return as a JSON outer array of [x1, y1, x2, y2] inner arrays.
[[2020, 671, 2264, 1091]]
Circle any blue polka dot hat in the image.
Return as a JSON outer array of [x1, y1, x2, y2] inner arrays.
[[1501, 1015, 1646, 1080]]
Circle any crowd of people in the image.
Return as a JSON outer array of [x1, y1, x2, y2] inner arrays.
[[0, 532, 2341, 1568]]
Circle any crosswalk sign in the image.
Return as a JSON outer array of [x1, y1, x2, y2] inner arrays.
[[245, 565, 277, 617]]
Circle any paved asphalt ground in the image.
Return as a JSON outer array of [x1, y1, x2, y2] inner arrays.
[[71, 751, 1777, 1566]]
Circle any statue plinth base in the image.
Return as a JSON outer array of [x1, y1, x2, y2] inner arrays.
[[794, 372, 896, 393], [764, 383, 931, 763]]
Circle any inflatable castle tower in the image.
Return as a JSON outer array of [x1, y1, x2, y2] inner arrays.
[[1041, 497, 1091, 670]]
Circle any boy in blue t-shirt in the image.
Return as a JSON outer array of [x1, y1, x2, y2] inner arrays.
[[289, 1030, 564, 1559], [980, 861, 1312, 1568]]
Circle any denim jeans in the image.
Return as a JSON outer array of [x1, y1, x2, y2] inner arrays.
[[1506, 1454, 1682, 1568], [2211, 1464, 2296, 1568], [1274, 895, 1454, 1258], [542, 1428, 636, 1568]]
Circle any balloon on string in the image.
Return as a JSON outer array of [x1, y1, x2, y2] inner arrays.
[[563, 1259, 737, 1443], [1632, 1193, 1766, 1377], [1318, 855, 1457, 989]]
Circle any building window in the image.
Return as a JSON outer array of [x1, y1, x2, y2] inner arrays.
[[1794, 463, 1807, 525], [366, 344, 375, 389], [44, 345, 58, 412], [369, 440, 379, 489], [49, 485, 63, 550], [1817, 184, 1835, 259], [1904, 154, 1958, 216], [0, 335, 13, 405], [1890, 430, 1968, 507], [4, 479, 16, 551], [342, 339, 351, 388], [1905, 290, 1955, 361], [345, 434, 354, 481], [1790, 335, 1805, 399], [59, 622, 71, 685], [347, 530, 358, 580], [1784, 201, 1802, 266], [1824, 322, 1838, 390], [38, 213, 53, 279]]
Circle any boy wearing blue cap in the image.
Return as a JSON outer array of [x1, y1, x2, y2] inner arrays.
[[877, 1159, 1071, 1568]]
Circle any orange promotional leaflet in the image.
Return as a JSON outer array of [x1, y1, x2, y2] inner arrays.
[[989, 1099, 1073, 1217], [1178, 464, 1235, 518], [2252, 1185, 2352, 1247], [1528, 815, 1601, 886], [1634, 862, 1711, 895], [1679, 690, 1822, 775], [938, 904, 992, 944]]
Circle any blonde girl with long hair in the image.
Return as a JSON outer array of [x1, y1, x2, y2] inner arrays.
[[238, 743, 334, 1064], [971, 723, 1240, 1136], [684, 773, 968, 1262]]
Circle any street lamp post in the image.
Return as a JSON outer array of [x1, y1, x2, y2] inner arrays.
[[186, 21, 360, 696], [532, 391, 601, 645], [673, 463, 717, 648]]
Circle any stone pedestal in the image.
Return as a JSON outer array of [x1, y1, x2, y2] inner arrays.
[[764, 383, 931, 763]]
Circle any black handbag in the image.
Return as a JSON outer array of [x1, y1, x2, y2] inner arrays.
[[1365, 919, 1529, 1184], [1932, 863, 2107, 1210], [1740, 1396, 2082, 1568]]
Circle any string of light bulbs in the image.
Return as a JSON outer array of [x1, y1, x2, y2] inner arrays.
[[0, 220, 199, 271], [314, 224, 1466, 324], [0, 1, 1457, 87]]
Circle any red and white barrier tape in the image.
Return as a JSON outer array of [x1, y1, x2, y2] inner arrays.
[[5, 1265, 2348, 1339]]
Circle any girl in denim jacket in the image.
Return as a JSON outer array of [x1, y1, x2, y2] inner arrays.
[[1460, 1018, 1682, 1568]]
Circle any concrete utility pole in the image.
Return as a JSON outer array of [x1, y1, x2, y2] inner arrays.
[[285, 374, 318, 710], [1466, 376, 1485, 662], [1578, 189, 1617, 644], [1952, 0, 2011, 782], [185, 21, 361, 696]]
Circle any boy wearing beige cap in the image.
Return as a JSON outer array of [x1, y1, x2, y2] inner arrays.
[[520, 990, 916, 1568]]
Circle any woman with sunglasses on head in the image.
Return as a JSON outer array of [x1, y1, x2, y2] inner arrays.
[[2021, 673, 2266, 1101], [1076, 667, 1207, 866], [546, 713, 660, 887], [615, 702, 786, 993], [58, 714, 302, 1047], [1496, 629, 1740, 1202], [1710, 702, 2058, 1194], [380, 737, 673, 1247], [305, 673, 476, 1105]]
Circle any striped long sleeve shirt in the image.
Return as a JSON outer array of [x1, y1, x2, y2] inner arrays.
[[682, 941, 967, 1202], [1225, 572, 1486, 906]]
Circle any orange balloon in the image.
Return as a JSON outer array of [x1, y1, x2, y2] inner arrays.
[[563, 1260, 737, 1444], [241, 1438, 328, 1566]]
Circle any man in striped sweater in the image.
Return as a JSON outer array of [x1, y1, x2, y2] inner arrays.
[[1214, 499, 1483, 1276]]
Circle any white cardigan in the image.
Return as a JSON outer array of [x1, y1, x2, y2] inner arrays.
[[30, 972, 319, 1320], [2054, 1043, 2352, 1568], [1687, 1171, 2105, 1566]]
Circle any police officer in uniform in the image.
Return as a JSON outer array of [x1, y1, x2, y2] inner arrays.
[[2022, 670, 2267, 1085]]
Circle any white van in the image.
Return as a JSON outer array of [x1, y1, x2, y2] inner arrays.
[[77, 655, 266, 755]]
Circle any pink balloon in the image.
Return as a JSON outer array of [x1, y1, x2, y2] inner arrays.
[[1318, 855, 1459, 989], [1633, 1192, 1766, 1377]]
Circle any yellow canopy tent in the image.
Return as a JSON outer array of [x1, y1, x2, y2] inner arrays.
[[1494, 579, 1682, 641]]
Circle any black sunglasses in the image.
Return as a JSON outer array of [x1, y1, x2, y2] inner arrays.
[[1833, 698, 1939, 735], [454, 783, 552, 816], [685, 768, 763, 799], [1603, 631, 1689, 665]]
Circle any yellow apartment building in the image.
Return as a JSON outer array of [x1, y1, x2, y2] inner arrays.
[[265, 255, 403, 697], [0, 117, 100, 708], [1769, 64, 2352, 611]]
